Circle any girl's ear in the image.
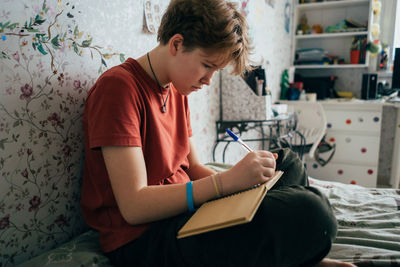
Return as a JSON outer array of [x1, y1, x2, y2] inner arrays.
[[169, 34, 184, 56]]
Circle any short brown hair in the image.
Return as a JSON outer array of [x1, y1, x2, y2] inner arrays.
[[158, 0, 253, 75]]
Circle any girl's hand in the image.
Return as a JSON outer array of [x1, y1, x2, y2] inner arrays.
[[220, 151, 277, 195]]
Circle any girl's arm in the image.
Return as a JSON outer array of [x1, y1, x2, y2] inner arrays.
[[102, 146, 217, 225], [102, 145, 276, 225], [185, 138, 217, 180]]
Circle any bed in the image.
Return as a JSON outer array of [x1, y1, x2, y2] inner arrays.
[[209, 163, 400, 266], [309, 177, 400, 266], [19, 164, 400, 267]]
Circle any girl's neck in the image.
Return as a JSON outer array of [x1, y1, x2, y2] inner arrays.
[[137, 47, 169, 88]]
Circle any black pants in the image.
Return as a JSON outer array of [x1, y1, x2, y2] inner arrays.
[[106, 148, 337, 267]]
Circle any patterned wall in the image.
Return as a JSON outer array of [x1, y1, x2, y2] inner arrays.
[[0, 1, 127, 264], [0, 0, 168, 265]]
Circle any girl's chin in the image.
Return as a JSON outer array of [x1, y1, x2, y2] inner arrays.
[[175, 86, 199, 96], [191, 86, 201, 92]]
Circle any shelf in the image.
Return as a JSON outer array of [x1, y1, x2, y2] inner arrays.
[[297, 0, 369, 10], [296, 31, 368, 39], [293, 63, 368, 69], [376, 71, 393, 78], [291, 0, 372, 71]]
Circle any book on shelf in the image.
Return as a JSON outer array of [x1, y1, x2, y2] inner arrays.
[[177, 170, 284, 239]]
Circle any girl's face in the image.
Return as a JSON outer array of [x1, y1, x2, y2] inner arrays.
[[169, 48, 229, 96]]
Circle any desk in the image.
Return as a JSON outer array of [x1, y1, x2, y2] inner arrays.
[[212, 113, 296, 163], [305, 101, 383, 187], [293, 99, 399, 188]]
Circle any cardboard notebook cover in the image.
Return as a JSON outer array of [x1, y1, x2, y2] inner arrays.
[[177, 171, 283, 239]]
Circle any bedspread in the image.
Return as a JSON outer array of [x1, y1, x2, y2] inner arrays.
[[19, 163, 400, 266], [309, 178, 400, 266], [207, 163, 400, 266]]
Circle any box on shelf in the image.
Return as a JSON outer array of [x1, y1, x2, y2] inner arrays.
[[220, 69, 269, 121]]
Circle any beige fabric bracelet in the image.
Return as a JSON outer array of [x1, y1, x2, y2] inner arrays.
[[211, 174, 221, 197], [215, 172, 223, 197]]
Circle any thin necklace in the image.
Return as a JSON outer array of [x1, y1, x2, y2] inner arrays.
[[146, 52, 170, 113]]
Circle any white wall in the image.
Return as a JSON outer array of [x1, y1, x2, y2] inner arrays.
[[211, 0, 294, 164], [394, 0, 400, 51]]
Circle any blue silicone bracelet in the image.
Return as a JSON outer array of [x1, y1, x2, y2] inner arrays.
[[186, 181, 196, 212]]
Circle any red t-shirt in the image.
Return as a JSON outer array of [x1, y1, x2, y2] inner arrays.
[[81, 58, 192, 253]]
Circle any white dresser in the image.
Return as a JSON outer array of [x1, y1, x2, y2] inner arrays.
[[306, 100, 383, 187]]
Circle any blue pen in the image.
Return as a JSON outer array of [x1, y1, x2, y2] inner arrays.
[[226, 129, 254, 152]]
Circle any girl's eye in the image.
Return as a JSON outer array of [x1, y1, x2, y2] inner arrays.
[[203, 63, 212, 69]]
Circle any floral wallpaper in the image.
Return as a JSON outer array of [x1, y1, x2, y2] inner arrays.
[[0, 0, 134, 265], [0, 0, 293, 265]]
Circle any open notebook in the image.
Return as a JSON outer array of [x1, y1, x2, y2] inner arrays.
[[177, 171, 283, 239]]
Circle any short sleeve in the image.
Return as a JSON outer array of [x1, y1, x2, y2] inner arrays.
[[184, 96, 193, 137], [86, 73, 143, 149]]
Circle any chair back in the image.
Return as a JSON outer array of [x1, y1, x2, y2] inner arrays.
[[280, 101, 327, 159]]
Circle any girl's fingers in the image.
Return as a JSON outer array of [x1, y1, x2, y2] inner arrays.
[[263, 168, 276, 178], [256, 150, 274, 158], [256, 151, 278, 161], [261, 157, 275, 168]]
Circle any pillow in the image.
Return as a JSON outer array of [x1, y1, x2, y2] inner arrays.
[[17, 230, 112, 267]]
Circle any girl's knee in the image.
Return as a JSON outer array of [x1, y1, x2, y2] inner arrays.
[[261, 186, 337, 242], [292, 186, 337, 242]]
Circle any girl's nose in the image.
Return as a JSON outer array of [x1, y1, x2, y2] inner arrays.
[[200, 71, 215, 85]]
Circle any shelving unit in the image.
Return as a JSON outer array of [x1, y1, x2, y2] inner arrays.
[[291, 0, 373, 70], [295, 31, 368, 40], [294, 63, 367, 69]]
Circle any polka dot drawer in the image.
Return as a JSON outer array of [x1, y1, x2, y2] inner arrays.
[[306, 101, 383, 188], [325, 110, 381, 133], [324, 133, 380, 164], [306, 162, 378, 188]]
